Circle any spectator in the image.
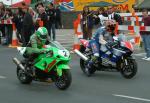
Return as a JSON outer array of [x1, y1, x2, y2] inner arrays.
[[28, 7, 37, 32], [81, 6, 94, 40], [107, 6, 122, 24], [93, 8, 100, 26], [55, 6, 63, 29], [4, 8, 13, 45], [140, 9, 150, 61], [0, 2, 5, 41], [22, 3, 34, 46], [47, 3, 56, 41], [13, 7, 25, 43], [97, 7, 109, 26], [36, 2, 49, 30]]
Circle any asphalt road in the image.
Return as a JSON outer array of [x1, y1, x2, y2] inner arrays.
[[0, 47, 150, 103]]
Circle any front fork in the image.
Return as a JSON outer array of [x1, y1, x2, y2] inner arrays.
[[121, 56, 135, 71], [122, 56, 128, 66]]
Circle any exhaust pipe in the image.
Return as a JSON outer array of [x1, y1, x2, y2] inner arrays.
[[74, 49, 88, 61], [13, 58, 25, 70]]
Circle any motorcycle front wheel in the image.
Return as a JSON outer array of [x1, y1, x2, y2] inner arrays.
[[120, 57, 137, 79], [55, 70, 72, 90]]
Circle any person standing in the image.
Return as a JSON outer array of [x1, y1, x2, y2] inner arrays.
[[13, 7, 25, 43], [55, 6, 63, 29], [47, 3, 56, 41], [107, 6, 122, 25], [36, 2, 49, 30], [22, 3, 34, 46], [81, 6, 94, 40], [97, 7, 109, 26], [4, 8, 13, 45], [0, 2, 5, 42], [140, 9, 150, 61]]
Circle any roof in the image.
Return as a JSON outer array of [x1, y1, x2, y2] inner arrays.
[[87, 1, 116, 7], [11, 0, 31, 8], [137, 0, 150, 9]]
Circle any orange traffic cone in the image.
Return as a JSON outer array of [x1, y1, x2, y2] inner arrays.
[[72, 19, 82, 51], [134, 36, 141, 45], [76, 23, 83, 38], [9, 23, 18, 48]]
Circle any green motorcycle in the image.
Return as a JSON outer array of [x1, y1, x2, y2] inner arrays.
[[13, 41, 72, 90]]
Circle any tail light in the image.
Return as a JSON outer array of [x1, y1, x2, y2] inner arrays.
[[80, 39, 89, 47]]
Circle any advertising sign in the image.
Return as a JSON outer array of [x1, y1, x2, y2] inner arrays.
[[73, 0, 135, 12]]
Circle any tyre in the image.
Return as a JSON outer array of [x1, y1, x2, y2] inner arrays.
[[120, 58, 137, 79], [17, 63, 32, 84], [80, 45, 96, 76], [55, 70, 72, 90], [80, 58, 96, 76]]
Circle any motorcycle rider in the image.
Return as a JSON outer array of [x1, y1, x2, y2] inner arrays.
[[25, 27, 50, 57], [22, 27, 53, 81], [86, 20, 117, 74]]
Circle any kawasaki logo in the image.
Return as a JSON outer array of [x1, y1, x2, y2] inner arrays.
[[113, 0, 128, 4]]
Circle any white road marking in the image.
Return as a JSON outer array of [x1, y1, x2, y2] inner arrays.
[[113, 94, 150, 102], [133, 53, 146, 56], [0, 75, 6, 79]]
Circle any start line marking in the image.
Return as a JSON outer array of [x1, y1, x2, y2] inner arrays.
[[113, 94, 150, 102], [0, 75, 6, 79]]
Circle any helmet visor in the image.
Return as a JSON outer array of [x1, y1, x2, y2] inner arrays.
[[39, 35, 47, 40]]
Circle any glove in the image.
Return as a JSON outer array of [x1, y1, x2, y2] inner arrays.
[[105, 42, 112, 49], [111, 42, 119, 47], [106, 41, 118, 49], [41, 49, 50, 54]]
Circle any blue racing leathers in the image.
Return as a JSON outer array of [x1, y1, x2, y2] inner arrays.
[[89, 25, 114, 56], [89, 26, 107, 56]]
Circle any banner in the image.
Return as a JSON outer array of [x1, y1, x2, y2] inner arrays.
[[54, 0, 74, 11], [73, 0, 135, 12]]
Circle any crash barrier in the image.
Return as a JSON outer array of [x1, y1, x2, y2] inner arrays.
[[0, 19, 13, 24], [118, 12, 150, 17], [117, 25, 150, 46], [0, 19, 44, 48], [122, 12, 140, 35], [117, 12, 142, 46], [122, 16, 142, 22]]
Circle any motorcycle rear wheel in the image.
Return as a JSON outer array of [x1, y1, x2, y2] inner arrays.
[[17, 63, 32, 84], [55, 70, 72, 90], [80, 59, 96, 76]]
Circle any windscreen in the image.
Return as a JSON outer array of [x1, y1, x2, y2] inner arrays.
[[49, 41, 65, 50]]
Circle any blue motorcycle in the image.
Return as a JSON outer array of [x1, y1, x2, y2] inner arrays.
[[74, 36, 137, 79]]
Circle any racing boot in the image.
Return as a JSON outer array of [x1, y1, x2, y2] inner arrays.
[[85, 55, 98, 76]]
